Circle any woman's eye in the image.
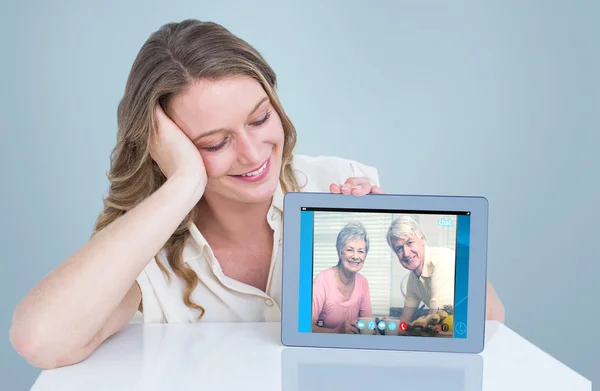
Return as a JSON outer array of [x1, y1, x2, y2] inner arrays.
[[250, 110, 271, 126], [204, 138, 229, 152]]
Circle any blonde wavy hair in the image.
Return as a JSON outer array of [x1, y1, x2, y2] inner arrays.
[[92, 19, 300, 320]]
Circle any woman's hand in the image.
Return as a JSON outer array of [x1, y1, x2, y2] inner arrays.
[[150, 103, 207, 187], [330, 177, 385, 196]]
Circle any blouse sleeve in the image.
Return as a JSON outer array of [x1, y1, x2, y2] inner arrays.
[[290, 155, 382, 192], [349, 159, 381, 188], [135, 260, 167, 323]]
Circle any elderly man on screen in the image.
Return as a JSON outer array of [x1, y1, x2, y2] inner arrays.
[[387, 216, 506, 325], [386, 216, 457, 325]]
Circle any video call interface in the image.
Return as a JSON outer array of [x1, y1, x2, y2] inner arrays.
[[298, 207, 470, 339]]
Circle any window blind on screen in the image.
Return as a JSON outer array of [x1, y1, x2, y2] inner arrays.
[[312, 212, 394, 317]]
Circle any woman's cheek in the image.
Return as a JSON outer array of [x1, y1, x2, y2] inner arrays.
[[268, 117, 286, 144], [201, 151, 235, 178]]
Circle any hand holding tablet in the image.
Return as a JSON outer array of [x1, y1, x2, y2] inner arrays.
[[280, 192, 488, 353]]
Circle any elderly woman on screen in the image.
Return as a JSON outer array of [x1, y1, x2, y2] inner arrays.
[[312, 221, 373, 334]]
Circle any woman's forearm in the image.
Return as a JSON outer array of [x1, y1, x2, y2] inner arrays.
[[10, 172, 204, 368]]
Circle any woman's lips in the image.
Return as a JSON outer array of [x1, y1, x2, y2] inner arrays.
[[231, 157, 271, 182]]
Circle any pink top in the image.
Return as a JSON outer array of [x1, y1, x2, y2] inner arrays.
[[311, 267, 372, 329]]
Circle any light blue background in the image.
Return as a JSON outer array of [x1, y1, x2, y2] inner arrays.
[[2, 0, 598, 389]]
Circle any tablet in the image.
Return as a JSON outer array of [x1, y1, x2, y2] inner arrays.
[[281, 192, 488, 354]]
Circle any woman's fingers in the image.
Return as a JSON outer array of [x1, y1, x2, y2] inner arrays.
[[329, 177, 385, 196]]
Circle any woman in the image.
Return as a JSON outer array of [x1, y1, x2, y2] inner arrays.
[[9, 19, 503, 369], [312, 222, 373, 334]]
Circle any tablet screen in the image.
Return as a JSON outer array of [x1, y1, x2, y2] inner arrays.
[[298, 207, 470, 339]]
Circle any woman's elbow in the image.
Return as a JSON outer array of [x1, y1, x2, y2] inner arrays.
[[9, 322, 87, 370], [487, 301, 505, 323], [486, 281, 505, 323], [10, 324, 47, 368], [10, 324, 56, 369]]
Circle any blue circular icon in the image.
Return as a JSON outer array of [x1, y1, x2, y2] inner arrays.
[[368, 321, 376, 330], [456, 322, 467, 335], [388, 322, 397, 331], [357, 320, 365, 330], [378, 321, 386, 330]]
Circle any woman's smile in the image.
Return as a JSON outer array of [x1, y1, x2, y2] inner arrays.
[[230, 156, 271, 182]]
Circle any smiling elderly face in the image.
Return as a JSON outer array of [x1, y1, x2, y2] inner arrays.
[[391, 233, 426, 273], [386, 216, 427, 275], [335, 222, 370, 275], [339, 238, 367, 274]]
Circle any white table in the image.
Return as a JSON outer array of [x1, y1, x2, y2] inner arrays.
[[30, 321, 591, 390]]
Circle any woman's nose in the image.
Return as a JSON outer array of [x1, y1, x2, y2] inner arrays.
[[236, 133, 261, 164]]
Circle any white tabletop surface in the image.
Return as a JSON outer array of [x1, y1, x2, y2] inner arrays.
[[30, 321, 591, 391]]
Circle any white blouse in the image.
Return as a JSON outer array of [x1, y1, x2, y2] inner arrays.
[[134, 154, 381, 323]]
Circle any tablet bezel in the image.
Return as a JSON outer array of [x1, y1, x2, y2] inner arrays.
[[280, 192, 488, 354]]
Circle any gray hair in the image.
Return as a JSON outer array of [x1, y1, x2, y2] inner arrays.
[[336, 221, 370, 259], [386, 215, 426, 248]]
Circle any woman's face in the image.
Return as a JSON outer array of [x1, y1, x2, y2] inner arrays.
[[339, 238, 367, 274], [168, 76, 285, 205]]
